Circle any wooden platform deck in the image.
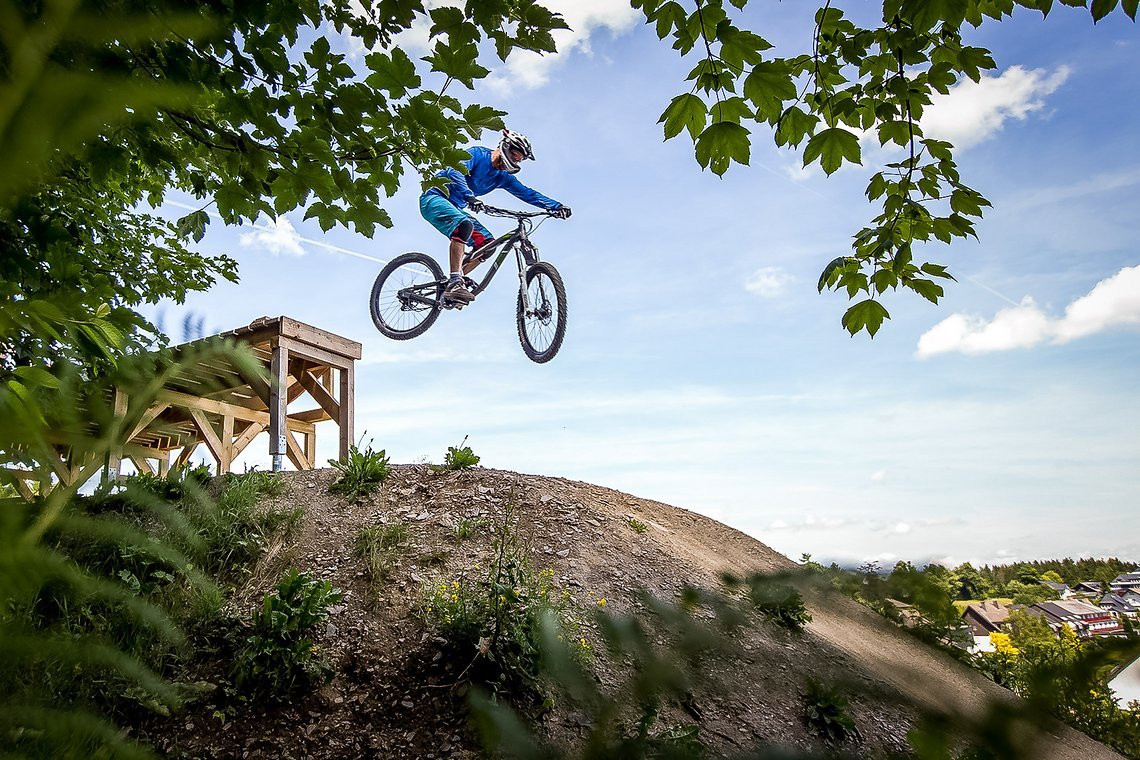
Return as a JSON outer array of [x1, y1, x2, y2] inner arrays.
[[113, 316, 362, 477], [4, 316, 362, 498]]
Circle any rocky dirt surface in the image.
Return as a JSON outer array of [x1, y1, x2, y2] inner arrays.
[[136, 465, 1123, 759]]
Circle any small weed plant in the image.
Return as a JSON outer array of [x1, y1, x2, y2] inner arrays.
[[628, 517, 648, 534], [454, 516, 488, 540], [803, 677, 858, 743], [354, 522, 409, 582], [434, 435, 480, 472], [231, 569, 343, 703], [329, 441, 390, 499]]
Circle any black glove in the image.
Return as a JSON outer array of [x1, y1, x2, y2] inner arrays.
[[552, 206, 571, 219], [467, 198, 486, 213]]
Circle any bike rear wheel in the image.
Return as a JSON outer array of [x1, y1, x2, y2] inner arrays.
[[371, 252, 445, 340], [516, 261, 567, 363]]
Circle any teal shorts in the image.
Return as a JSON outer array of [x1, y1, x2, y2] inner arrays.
[[420, 192, 492, 246]]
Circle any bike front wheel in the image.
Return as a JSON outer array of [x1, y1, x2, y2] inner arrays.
[[371, 252, 445, 340], [516, 261, 567, 363]]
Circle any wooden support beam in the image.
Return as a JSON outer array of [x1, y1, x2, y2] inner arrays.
[[234, 363, 273, 409], [231, 421, 266, 459], [284, 430, 311, 470], [2, 468, 38, 501], [108, 390, 128, 479], [14, 478, 35, 501], [297, 369, 340, 420], [49, 452, 72, 484], [269, 341, 289, 471], [278, 335, 352, 370], [289, 408, 331, 424], [154, 389, 314, 435], [188, 409, 227, 471], [219, 414, 235, 473], [339, 364, 355, 460], [305, 429, 316, 470], [129, 455, 156, 476], [173, 443, 198, 470], [128, 402, 170, 441], [71, 457, 105, 492]]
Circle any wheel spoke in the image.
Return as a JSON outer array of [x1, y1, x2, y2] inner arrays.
[[371, 254, 444, 339]]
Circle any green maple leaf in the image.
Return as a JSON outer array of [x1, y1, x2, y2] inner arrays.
[[842, 299, 890, 337], [659, 93, 708, 140], [365, 49, 421, 97], [695, 122, 751, 176], [803, 128, 861, 175], [744, 61, 796, 123], [774, 106, 818, 148]]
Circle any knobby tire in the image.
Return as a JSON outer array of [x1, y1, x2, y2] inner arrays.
[[371, 252, 445, 340], [516, 261, 567, 363]]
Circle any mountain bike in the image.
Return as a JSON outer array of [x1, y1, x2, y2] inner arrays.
[[369, 205, 568, 363]]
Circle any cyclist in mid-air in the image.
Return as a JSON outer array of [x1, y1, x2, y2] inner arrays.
[[419, 129, 571, 304]]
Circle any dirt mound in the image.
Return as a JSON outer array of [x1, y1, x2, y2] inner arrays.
[[138, 466, 1123, 759]]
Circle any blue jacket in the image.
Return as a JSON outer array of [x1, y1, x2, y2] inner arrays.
[[424, 146, 561, 210]]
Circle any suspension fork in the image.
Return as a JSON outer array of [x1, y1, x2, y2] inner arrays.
[[515, 244, 531, 313]]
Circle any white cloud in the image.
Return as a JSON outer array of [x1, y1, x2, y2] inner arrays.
[[1053, 265, 1140, 342], [870, 470, 887, 483], [744, 266, 792, 298], [239, 217, 304, 256], [891, 522, 912, 535], [484, 1, 639, 92], [921, 65, 1070, 150], [917, 265, 1140, 357]]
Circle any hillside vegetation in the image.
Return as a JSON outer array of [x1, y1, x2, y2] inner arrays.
[[95, 464, 1124, 759]]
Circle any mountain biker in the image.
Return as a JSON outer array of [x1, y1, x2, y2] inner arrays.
[[419, 129, 571, 304]]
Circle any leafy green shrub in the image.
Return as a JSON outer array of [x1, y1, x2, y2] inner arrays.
[[125, 463, 213, 501], [231, 569, 343, 703], [329, 442, 390, 499], [803, 678, 858, 743], [434, 435, 480, 471], [628, 517, 648, 534], [420, 502, 570, 698], [747, 581, 812, 631], [192, 470, 298, 579]]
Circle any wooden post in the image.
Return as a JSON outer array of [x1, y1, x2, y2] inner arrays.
[[338, 364, 355, 460], [107, 389, 127, 481], [269, 340, 289, 471], [220, 414, 235, 473]]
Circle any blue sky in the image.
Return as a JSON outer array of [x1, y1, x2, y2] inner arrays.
[[147, 2, 1140, 569]]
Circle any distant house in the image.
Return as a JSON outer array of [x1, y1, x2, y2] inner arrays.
[[1040, 580, 1074, 599], [886, 598, 924, 627], [1073, 581, 1104, 596], [1100, 590, 1140, 620], [1110, 571, 1140, 592], [962, 600, 1014, 653], [1032, 599, 1123, 638]]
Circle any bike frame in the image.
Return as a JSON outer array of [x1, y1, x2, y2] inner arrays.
[[459, 207, 550, 311], [392, 207, 553, 313]]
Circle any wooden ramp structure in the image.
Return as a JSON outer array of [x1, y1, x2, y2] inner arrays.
[[2, 316, 362, 498], [112, 316, 362, 478]]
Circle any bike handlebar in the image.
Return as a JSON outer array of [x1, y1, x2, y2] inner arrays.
[[475, 204, 558, 219]]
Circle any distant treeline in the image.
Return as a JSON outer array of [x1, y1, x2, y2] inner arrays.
[[975, 557, 1138, 589], [807, 555, 1138, 604]]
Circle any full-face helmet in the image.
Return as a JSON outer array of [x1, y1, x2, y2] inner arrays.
[[497, 129, 534, 174]]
